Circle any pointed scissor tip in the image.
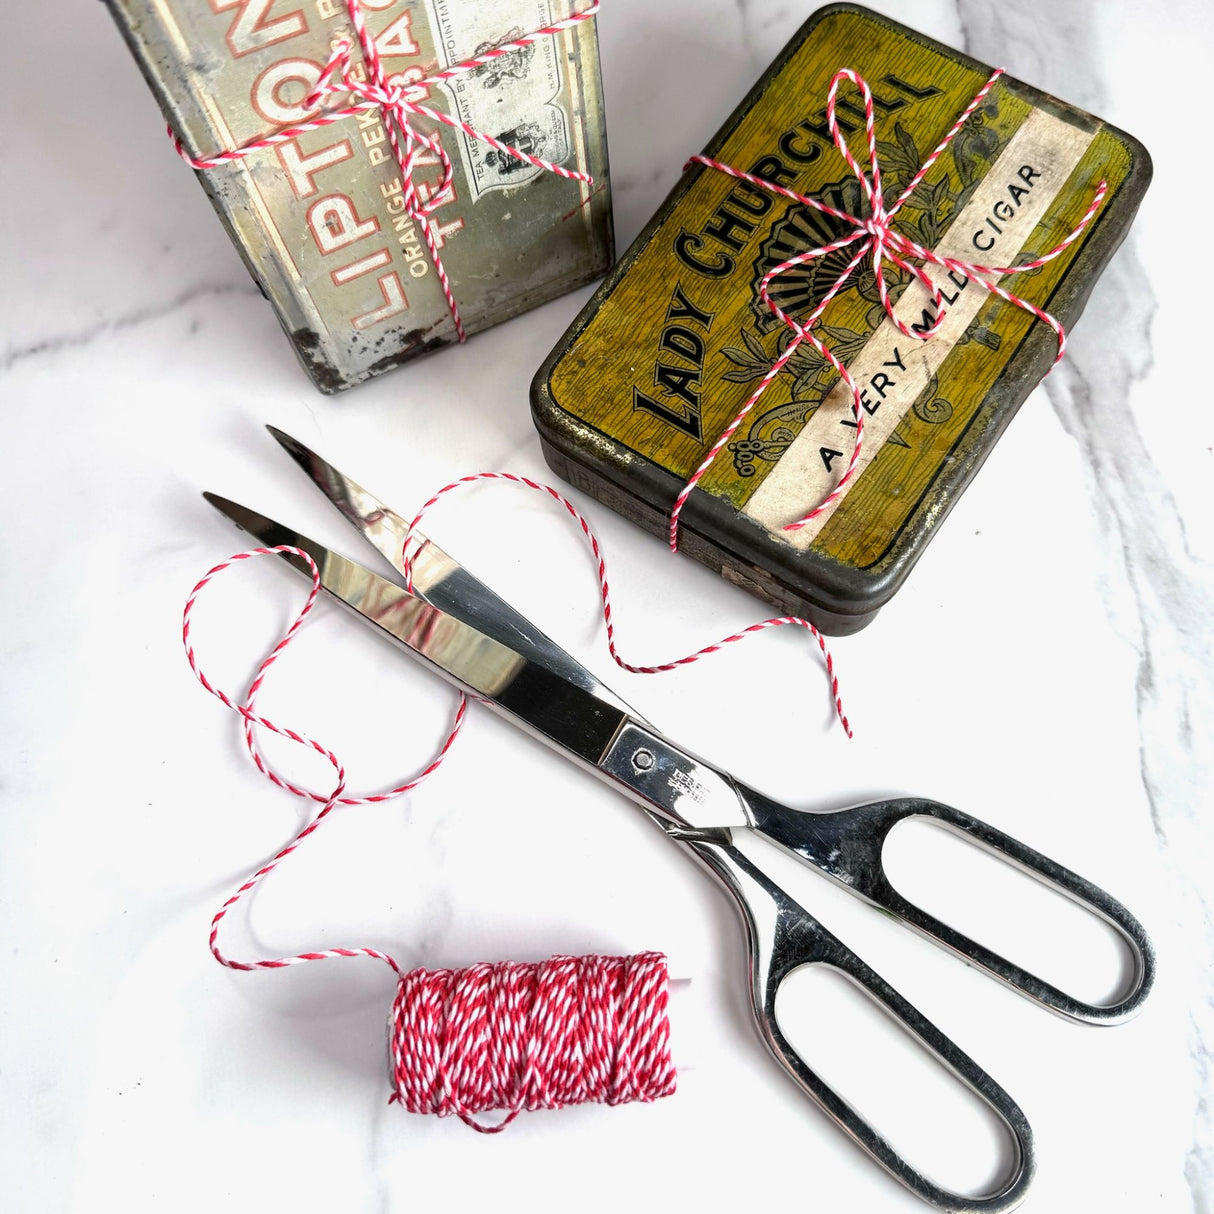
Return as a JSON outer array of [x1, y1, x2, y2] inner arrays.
[[201, 491, 301, 553], [202, 489, 247, 526], [202, 490, 259, 531], [265, 424, 305, 455], [202, 489, 250, 516]]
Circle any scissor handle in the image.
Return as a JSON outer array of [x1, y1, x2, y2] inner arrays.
[[742, 792, 1155, 1025], [686, 835, 1035, 1214]]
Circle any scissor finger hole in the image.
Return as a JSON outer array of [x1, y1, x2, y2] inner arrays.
[[882, 817, 1138, 1008], [775, 964, 1019, 1198]]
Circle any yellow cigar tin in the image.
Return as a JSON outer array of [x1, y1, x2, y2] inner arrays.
[[532, 3, 1149, 633]]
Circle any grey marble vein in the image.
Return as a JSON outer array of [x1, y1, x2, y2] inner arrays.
[[958, 0, 1214, 1204], [1, 281, 260, 373], [1049, 272, 1214, 1208]]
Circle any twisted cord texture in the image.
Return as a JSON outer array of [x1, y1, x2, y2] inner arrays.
[[390, 953, 676, 1130]]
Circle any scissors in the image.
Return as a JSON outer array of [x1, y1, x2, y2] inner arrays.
[[205, 427, 1154, 1214]]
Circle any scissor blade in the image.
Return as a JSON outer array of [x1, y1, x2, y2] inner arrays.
[[203, 492, 631, 767], [266, 426, 416, 578], [266, 426, 639, 718]]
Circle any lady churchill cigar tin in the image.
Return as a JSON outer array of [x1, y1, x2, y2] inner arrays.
[[106, 0, 612, 394], [531, 3, 1150, 633]]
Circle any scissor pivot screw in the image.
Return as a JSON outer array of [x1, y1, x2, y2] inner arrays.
[[631, 748, 656, 773]]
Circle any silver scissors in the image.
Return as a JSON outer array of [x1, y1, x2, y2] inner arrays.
[[204, 427, 1154, 1214]]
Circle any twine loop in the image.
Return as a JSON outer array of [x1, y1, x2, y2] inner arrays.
[[669, 66, 1109, 549]]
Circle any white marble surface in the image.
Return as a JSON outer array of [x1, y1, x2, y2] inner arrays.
[[2, 1, 1211, 1212]]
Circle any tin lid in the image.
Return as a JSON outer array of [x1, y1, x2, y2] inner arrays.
[[532, 3, 1150, 629]]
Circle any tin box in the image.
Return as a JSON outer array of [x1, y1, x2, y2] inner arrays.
[[106, 0, 613, 393], [531, 3, 1150, 633]]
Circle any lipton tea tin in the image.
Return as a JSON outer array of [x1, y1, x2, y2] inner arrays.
[[106, 0, 612, 393], [531, 3, 1149, 633]]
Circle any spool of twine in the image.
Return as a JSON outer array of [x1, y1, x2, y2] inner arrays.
[[389, 952, 677, 1131]]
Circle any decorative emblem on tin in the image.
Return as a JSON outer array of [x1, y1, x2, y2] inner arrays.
[[427, 3, 573, 200], [912, 374, 954, 425], [750, 176, 871, 328], [484, 120, 561, 178], [470, 31, 535, 88]]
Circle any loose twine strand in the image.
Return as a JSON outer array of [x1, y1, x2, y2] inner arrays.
[[667, 67, 1107, 550], [183, 474, 848, 1128], [171, 0, 600, 342]]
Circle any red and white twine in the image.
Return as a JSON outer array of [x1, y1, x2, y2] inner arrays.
[[183, 474, 849, 1127], [399, 472, 851, 735], [391, 953, 675, 1127], [668, 67, 1108, 550], [171, 0, 600, 341]]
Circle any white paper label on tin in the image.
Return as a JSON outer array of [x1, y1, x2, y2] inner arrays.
[[743, 106, 1098, 547]]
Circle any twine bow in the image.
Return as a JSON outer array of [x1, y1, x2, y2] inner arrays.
[[172, 0, 600, 341], [668, 67, 1107, 549]]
